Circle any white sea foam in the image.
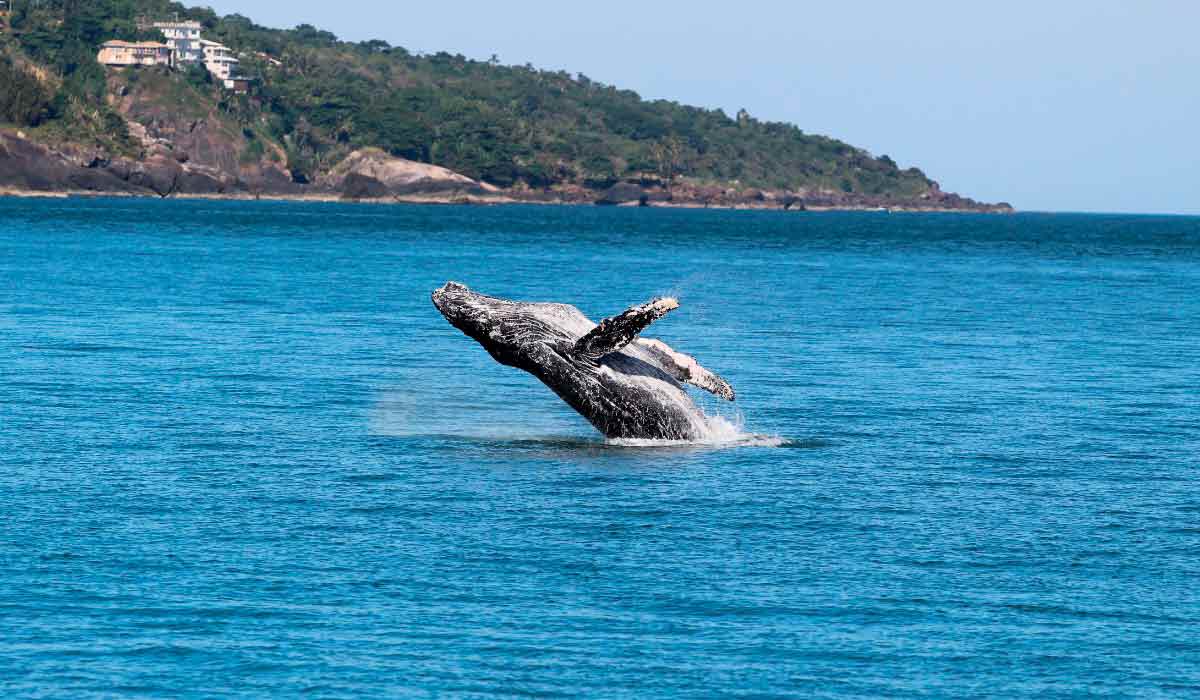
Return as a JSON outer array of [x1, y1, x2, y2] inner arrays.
[[606, 414, 787, 449]]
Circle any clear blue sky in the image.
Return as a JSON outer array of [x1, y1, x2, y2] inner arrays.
[[206, 0, 1200, 214]]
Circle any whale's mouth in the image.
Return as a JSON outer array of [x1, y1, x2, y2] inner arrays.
[[431, 281, 472, 319], [431, 281, 501, 339]]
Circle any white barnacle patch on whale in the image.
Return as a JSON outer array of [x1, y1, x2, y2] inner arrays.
[[431, 282, 738, 441]]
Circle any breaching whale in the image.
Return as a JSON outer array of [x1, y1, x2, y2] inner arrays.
[[432, 282, 735, 440]]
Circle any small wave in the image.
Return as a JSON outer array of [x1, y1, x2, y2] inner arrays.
[[20, 342, 140, 354]]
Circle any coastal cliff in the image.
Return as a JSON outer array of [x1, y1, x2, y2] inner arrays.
[[0, 0, 1012, 212]]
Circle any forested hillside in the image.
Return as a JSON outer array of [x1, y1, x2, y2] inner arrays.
[[0, 0, 1008, 209]]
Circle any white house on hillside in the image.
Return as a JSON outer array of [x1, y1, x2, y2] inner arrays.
[[200, 39, 239, 82], [152, 20, 203, 63], [111, 17, 252, 90]]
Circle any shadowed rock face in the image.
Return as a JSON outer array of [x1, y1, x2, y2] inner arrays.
[[0, 131, 142, 193], [432, 282, 735, 440]]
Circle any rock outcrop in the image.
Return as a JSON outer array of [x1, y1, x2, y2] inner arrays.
[[320, 148, 491, 199], [595, 182, 648, 206], [0, 131, 142, 194]]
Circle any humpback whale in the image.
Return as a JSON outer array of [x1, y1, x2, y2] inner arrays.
[[432, 282, 736, 440]]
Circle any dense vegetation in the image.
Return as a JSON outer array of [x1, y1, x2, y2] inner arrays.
[[0, 53, 52, 125], [1, 0, 936, 196]]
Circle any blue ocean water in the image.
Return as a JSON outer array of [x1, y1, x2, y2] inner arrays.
[[1, 198, 1198, 697]]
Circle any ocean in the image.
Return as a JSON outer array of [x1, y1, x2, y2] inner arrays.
[[2, 198, 1198, 697]]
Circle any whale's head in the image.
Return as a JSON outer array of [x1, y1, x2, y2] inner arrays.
[[432, 282, 592, 367], [431, 282, 497, 337]]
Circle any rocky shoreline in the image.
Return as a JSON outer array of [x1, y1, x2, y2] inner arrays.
[[0, 129, 1013, 213]]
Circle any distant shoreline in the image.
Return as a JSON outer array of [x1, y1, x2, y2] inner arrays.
[[0, 130, 1012, 214], [0, 188, 1014, 214]]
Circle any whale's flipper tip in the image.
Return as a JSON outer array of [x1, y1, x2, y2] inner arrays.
[[637, 338, 736, 401]]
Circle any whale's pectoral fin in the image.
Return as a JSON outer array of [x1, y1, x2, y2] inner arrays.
[[573, 297, 680, 361], [637, 338, 736, 401]]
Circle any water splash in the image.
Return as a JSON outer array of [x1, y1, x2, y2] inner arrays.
[[607, 414, 787, 449], [371, 390, 790, 449]]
